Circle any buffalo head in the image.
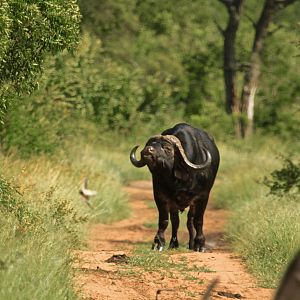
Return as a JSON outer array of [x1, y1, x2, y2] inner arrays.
[[130, 135, 211, 172]]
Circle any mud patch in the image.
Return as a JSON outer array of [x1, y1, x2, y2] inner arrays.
[[105, 254, 129, 264], [217, 291, 243, 298]]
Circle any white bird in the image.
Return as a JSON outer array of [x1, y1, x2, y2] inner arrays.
[[79, 177, 97, 207]]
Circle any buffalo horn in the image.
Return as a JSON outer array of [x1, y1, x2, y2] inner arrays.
[[160, 135, 212, 170], [130, 145, 147, 168]]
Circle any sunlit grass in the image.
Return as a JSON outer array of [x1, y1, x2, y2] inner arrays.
[[0, 139, 132, 299], [0, 212, 77, 300], [214, 138, 300, 287], [227, 196, 300, 287], [214, 140, 282, 209]]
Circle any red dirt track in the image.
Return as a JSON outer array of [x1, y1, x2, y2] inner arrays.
[[74, 181, 275, 299]]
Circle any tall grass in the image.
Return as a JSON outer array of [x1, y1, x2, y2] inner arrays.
[[214, 137, 300, 287], [0, 172, 80, 300], [0, 137, 134, 299], [227, 196, 300, 287], [0, 211, 77, 300]]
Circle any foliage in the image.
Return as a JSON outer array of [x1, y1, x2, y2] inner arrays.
[[0, 2, 82, 297], [255, 21, 300, 138], [0, 0, 81, 123], [0, 98, 70, 157], [214, 0, 300, 137], [264, 157, 300, 196], [79, 0, 224, 127], [1, 0, 300, 149], [0, 175, 39, 229], [76, 0, 299, 139], [2, 0, 299, 148], [189, 100, 235, 140]]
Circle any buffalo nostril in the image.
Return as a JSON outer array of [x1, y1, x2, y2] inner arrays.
[[142, 146, 155, 156], [148, 146, 155, 153]]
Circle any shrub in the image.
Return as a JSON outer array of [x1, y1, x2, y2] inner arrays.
[[0, 0, 81, 123], [264, 157, 300, 196]]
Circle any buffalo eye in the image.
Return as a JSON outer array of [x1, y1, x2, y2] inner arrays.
[[163, 145, 173, 154]]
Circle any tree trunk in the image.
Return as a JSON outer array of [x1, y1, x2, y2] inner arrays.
[[219, 0, 244, 137], [240, 0, 295, 138]]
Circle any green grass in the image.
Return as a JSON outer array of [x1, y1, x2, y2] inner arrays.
[[69, 128, 152, 184], [0, 124, 156, 299], [144, 222, 157, 229], [119, 244, 215, 280], [214, 138, 300, 287], [213, 141, 281, 209], [60, 142, 131, 223], [0, 212, 77, 300], [0, 174, 80, 300], [146, 200, 156, 209], [227, 196, 300, 287], [0, 138, 133, 299]]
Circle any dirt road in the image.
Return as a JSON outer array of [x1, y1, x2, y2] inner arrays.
[[74, 181, 275, 299]]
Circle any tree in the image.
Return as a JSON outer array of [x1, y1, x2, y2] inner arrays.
[[216, 0, 244, 137], [0, 0, 81, 123], [218, 0, 297, 138]]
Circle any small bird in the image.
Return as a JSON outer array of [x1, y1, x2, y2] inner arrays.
[[79, 177, 97, 208]]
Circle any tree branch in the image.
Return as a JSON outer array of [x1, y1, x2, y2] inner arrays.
[[234, 0, 244, 10], [245, 13, 257, 28], [214, 19, 225, 36], [267, 24, 284, 36]]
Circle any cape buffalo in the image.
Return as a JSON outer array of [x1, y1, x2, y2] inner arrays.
[[130, 123, 220, 251]]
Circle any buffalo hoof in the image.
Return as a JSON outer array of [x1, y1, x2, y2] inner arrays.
[[194, 246, 206, 252], [193, 237, 205, 252], [168, 237, 179, 249], [152, 243, 164, 251], [152, 236, 165, 251]]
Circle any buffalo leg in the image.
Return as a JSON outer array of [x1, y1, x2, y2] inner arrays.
[[152, 202, 169, 251], [187, 206, 195, 250], [193, 195, 209, 252], [169, 210, 179, 249]]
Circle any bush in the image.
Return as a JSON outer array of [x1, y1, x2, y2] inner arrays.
[[264, 157, 300, 196], [0, 0, 81, 123], [0, 100, 69, 157]]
